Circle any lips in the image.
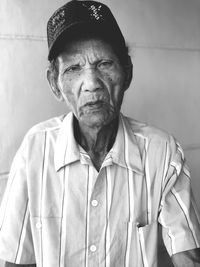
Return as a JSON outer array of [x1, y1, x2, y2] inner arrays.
[[87, 100, 103, 106], [84, 100, 106, 109]]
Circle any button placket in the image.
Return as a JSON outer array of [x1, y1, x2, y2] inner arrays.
[[87, 168, 107, 265]]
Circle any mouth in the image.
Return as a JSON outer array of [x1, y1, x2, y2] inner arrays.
[[84, 100, 106, 109]]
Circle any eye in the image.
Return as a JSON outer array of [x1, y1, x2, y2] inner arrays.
[[98, 60, 113, 69], [64, 64, 81, 74]]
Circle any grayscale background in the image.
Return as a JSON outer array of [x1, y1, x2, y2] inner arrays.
[[0, 1, 200, 266]]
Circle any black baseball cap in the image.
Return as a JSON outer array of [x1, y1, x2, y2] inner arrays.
[[47, 0, 126, 61]]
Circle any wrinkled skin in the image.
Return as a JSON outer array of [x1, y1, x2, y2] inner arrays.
[[55, 38, 127, 130]]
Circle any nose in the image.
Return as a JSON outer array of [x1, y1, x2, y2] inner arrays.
[[81, 68, 101, 92]]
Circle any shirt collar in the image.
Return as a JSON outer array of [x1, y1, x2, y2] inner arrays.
[[54, 112, 80, 171], [111, 113, 143, 174], [54, 112, 143, 174]]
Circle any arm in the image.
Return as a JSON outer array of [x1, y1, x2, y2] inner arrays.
[[158, 138, 200, 260], [171, 248, 200, 267], [0, 137, 35, 264]]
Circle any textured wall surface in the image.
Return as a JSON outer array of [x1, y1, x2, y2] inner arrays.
[[0, 0, 200, 266]]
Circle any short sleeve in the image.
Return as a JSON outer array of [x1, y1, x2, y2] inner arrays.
[[158, 137, 200, 256], [0, 138, 36, 264]]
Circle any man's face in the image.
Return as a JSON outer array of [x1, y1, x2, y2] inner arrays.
[[56, 38, 126, 128]]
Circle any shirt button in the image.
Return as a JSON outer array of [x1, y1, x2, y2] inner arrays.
[[90, 245, 97, 252], [91, 199, 98, 207], [36, 222, 42, 229]]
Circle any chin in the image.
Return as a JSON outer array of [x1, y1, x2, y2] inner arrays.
[[80, 112, 113, 128]]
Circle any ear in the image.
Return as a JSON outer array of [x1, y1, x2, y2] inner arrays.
[[46, 68, 64, 102], [123, 56, 133, 91]]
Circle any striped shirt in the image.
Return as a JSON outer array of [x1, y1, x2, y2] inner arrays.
[[0, 112, 200, 267]]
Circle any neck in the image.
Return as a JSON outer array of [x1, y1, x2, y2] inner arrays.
[[74, 116, 119, 170]]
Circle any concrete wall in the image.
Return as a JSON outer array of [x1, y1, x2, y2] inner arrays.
[[0, 0, 200, 266]]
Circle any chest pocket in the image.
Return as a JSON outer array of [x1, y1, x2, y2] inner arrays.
[[125, 221, 158, 267]]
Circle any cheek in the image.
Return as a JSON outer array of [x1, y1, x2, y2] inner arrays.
[[58, 79, 77, 108], [107, 73, 125, 105]]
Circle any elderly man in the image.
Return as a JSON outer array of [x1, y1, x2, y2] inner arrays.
[[0, 1, 200, 266]]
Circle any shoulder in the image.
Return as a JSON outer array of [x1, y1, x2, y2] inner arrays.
[[122, 115, 187, 179], [121, 114, 179, 156], [20, 114, 67, 150], [122, 114, 172, 142], [27, 114, 66, 136]]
